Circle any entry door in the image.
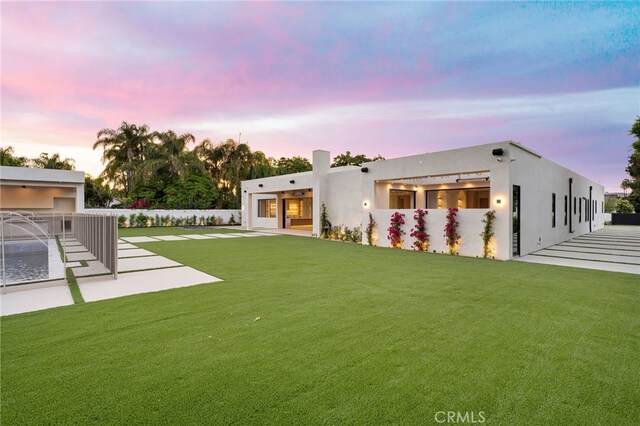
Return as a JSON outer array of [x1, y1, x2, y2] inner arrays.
[[513, 185, 521, 257]]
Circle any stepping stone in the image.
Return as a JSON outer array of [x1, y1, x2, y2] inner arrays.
[[71, 261, 110, 277], [117, 243, 137, 250], [118, 256, 181, 272], [118, 248, 155, 259], [196, 234, 221, 239], [64, 246, 89, 253], [154, 235, 188, 241], [121, 236, 160, 243], [0, 285, 74, 316], [65, 261, 81, 268], [67, 251, 97, 261], [210, 234, 239, 238], [181, 234, 213, 240], [77, 266, 222, 302]]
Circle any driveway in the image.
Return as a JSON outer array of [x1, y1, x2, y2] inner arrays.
[[516, 225, 640, 275]]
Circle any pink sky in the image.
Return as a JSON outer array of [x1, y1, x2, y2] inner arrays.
[[1, 2, 638, 191]]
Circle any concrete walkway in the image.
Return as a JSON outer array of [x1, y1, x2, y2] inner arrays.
[[516, 226, 640, 274]]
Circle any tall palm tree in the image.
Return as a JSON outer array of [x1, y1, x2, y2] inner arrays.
[[31, 152, 75, 170], [93, 122, 152, 195], [142, 130, 198, 181]]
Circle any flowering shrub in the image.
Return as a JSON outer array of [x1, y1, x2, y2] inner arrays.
[[481, 210, 496, 258], [409, 209, 429, 251], [129, 199, 150, 209], [387, 212, 405, 248], [444, 208, 460, 255]]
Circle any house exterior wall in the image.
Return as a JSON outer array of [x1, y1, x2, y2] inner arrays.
[[0, 166, 85, 213], [508, 144, 605, 256], [241, 141, 604, 260]]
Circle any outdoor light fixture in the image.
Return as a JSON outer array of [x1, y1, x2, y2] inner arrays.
[[496, 198, 502, 204], [21, 185, 26, 189], [258, 184, 263, 187], [456, 177, 489, 183], [289, 180, 295, 184], [361, 167, 369, 173], [363, 201, 369, 208], [492, 148, 504, 156]]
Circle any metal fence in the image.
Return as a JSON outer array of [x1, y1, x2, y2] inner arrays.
[[72, 213, 118, 279], [1, 212, 118, 290]]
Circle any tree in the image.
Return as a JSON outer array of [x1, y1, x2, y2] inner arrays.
[[331, 151, 385, 167], [164, 174, 217, 209], [31, 152, 75, 170], [623, 116, 640, 212], [0, 146, 28, 167], [615, 198, 634, 213], [84, 176, 113, 208], [274, 156, 312, 174], [93, 122, 152, 195], [195, 138, 252, 208], [604, 197, 617, 213]]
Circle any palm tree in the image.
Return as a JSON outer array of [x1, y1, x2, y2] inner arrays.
[[93, 122, 152, 195], [142, 130, 198, 181], [31, 152, 75, 170], [196, 139, 254, 208]]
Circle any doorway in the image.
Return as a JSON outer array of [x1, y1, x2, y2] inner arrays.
[[513, 185, 521, 257], [282, 198, 312, 229]]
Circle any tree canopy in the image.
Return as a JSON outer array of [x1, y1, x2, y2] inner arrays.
[[623, 116, 640, 212]]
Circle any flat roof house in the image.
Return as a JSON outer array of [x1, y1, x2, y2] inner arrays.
[[241, 141, 605, 260], [0, 166, 85, 213]]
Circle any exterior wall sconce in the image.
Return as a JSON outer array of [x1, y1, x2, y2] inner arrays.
[[243, 189, 247, 193], [258, 184, 263, 187], [361, 167, 369, 173], [496, 198, 503, 204], [289, 180, 295, 184], [21, 185, 26, 188], [363, 201, 369, 208]]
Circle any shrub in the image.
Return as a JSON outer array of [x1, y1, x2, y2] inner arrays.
[[164, 174, 217, 209], [387, 212, 405, 249], [366, 213, 376, 246], [117, 215, 126, 228], [129, 199, 150, 209], [134, 213, 148, 228], [616, 198, 634, 213], [444, 208, 460, 255], [351, 225, 362, 243], [320, 203, 331, 238], [410, 209, 429, 251], [129, 213, 137, 227], [229, 214, 236, 225], [481, 210, 496, 259]]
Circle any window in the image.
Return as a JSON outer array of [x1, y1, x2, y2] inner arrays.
[[564, 195, 568, 226], [552, 193, 556, 228], [426, 187, 490, 209], [574, 197, 577, 214], [258, 199, 276, 218], [389, 189, 415, 209], [579, 198, 582, 222]]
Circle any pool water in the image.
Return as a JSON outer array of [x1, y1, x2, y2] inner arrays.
[[0, 240, 62, 285]]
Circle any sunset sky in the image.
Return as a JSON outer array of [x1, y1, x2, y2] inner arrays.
[[1, 1, 638, 191]]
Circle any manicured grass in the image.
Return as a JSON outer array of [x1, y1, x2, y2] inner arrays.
[[2, 236, 638, 425], [118, 225, 245, 237]]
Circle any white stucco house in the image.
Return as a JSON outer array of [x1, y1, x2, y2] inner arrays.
[[0, 166, 85, 213], [241, 141, 604, 260]]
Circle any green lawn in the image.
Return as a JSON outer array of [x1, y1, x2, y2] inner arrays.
[[118, 225, 245, 237], [2, 235, 638, 425]]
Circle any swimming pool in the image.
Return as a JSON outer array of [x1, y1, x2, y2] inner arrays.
[[0, 239, 64, 285]]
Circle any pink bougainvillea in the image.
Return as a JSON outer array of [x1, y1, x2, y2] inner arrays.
[[129, 199, 150, 209], [387, 212, 405, 249], [444, 208, 460, 255], [410, 209, 429, 251]]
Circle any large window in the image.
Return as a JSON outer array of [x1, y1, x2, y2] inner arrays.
[[552, 193, 556, 228], [579, 198, 582, 223], [564, 195, 568, 226], [389, 189, 415, 209], [426, 187, 490, 209], [258, 199, 276, 218]]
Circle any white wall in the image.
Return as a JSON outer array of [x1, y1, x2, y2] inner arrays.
[[509, 144, 605, 256], [85, 208, 240, 223], [366, 208, 497, 258]]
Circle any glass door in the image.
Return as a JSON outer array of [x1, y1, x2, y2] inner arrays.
[[513, 185, 520, 257]]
